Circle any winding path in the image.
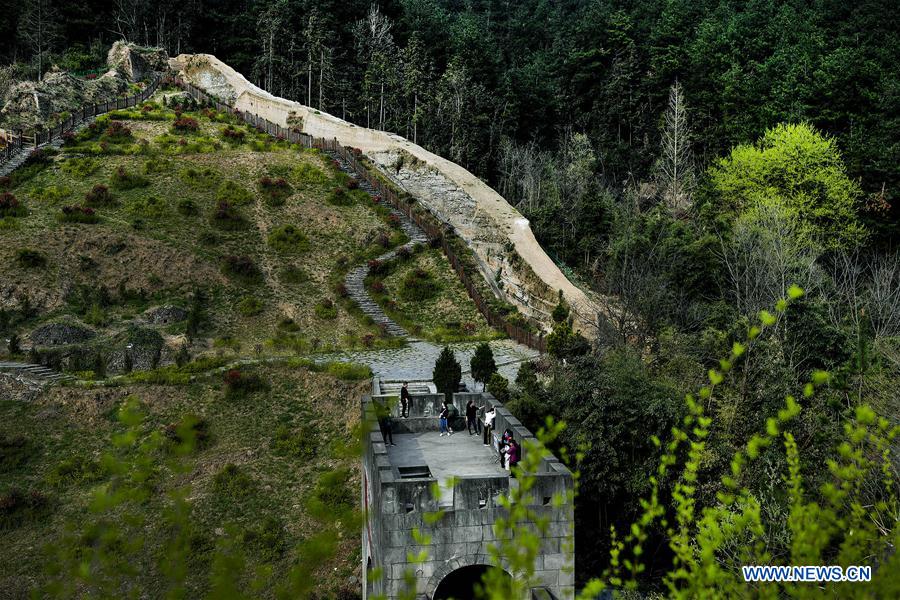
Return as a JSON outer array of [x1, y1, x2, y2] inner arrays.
[[329, 151, 429, 339]]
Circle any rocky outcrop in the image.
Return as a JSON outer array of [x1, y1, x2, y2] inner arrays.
[[107, 41, 168, 81], [144, 305, 188, 326], [30, 322, 95, 347], [1, 41, 164, 132], [170, 53, 602, 338]]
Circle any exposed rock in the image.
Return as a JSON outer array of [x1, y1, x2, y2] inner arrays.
[[107, 41, 168, 82], [30, 322, 95, 347], [144, 305, 188, 325], [0, 372, 41, 402], [105, 327, 165, 375]]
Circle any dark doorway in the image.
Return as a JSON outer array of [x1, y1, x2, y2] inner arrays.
[[433, 564, 511, 600]]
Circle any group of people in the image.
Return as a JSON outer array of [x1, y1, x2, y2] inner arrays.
[[384, 382, 521, 471]]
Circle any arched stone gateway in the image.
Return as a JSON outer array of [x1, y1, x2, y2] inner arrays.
[[429, 560, 512, 600], [362, 380, 574, 599]]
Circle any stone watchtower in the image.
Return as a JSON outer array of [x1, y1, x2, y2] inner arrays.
[[362, 378, 574, 599]]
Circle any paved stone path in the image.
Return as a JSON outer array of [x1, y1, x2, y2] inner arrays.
[[317, 339, 539, 389], [328, 150, 429, 338]]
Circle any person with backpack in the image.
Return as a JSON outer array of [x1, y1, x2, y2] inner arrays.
[[446, 401, 459, 435], [439, 401, 450, 436]]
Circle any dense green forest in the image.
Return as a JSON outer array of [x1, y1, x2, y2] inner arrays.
[[2, 0, 899, 594]]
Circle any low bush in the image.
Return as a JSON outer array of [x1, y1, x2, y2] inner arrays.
[[223, 368, 270, 399], [221, 125, 245, 143], [216, 180, 253, 206], [127, 194, 167, 218], [327, 186, 353, 206], [162, 414, 211, 452], [267, 224, 309, 253], [111, 166, 150, 190], [0, 488, 50, 530], [177, 198, 198, 216], [0, 176, 10, 189], [102, 120, 132, 142], [258, 176, 292, 206], [61, 157, 101, 178], [314, 298, 338, 320], [242, 516, 287, 563], [59, 205, 99, 224], [271, 424, 318, 458], [143, 156, 171, 174], [292, 162, 328, 185], [212, 463, 255, 498], [172, 117, 200, 133], [221, 254, 262, 283], [399, 268, 439, 301], [323, 361, 372, 381], [84, 184, 114, 206], [29, 184, 71, 203], [0, 436, 35, 473], [277, 318, 301, 332], [45, 456, 106, 487], [278, 266, 308, 284], [0, 192, 26, 218], [180, 166, 219, 188], [367, 259, 387, 275], [307, 468, 354, 519], [15, 248, 46, 268], [236, 295, 264, 316], [211, 201, 248, 230]]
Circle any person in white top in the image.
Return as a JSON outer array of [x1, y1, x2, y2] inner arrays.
[[483, 406, 495, 446]]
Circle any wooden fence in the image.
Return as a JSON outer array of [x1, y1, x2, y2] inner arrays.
[[1, 75, 162, 167], [174, 78, 547, 353]]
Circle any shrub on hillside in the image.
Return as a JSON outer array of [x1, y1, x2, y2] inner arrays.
[[0, 436, 34, 473], [0, 176, 10, 189], [61, 157, 101, 178], [278, 265, 308, 284], [271, 424, 318, 458], [367, 259, 386, 275], [216, 180, 253, 205], [258, 176, 292, 206], [222, 368, 269, 399], [211, 201, 247, 230], [0, 488, 49, 530], [327, 186, 353, 206], [110, 166, 150, 190], [162, 414, 211, 452], [221, 125, 245, 143], [236, 295, 264, 316], [292, 162, 327, 184], [102, 120, 132, 142], [15, 249, 46, 269], [314, 298, 338, 320], [45, 455, 106, 487], [221, 254, 261, 283], [177, 198, 198, 216], [59, 205, 99, 224], [399, 268, 439, 301], [84, 184, 113, 206], [127, 195, 167, 218], [172, 117, 199, 133], [143, 156, 171, 175], [0, 192, 26, 218], [180, 166, 218, 188], [242, 516, 287, 563], [212, 463, 255, 498], [267, 224, 309, 253]]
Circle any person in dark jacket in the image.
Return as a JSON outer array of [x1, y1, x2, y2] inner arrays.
[[439, 402, 450, 436], [400, 382, 410, 418], [466, 400, 478, 435], [375, 399, 395, 446]]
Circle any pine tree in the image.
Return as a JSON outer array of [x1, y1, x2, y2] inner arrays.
[[656, 80, 695, 216], [8, 333, 21, 355], [432, 346, 461, 402], [470, 342, 496, 391]]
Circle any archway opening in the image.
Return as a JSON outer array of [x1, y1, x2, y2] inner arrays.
[[433, 564, 511, 600]]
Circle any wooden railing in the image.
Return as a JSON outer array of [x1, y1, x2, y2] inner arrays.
[[174, 78, 547, 353], [1, 74, 161, 167]]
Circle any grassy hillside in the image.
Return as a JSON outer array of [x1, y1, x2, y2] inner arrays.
[[0, 89, 496, 373], [0, 363, 367, 598]]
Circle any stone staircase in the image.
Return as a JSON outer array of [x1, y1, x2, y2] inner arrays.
[[0, 360, 74, 390], [328, 151, 429, 339]]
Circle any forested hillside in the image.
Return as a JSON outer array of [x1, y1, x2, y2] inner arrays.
[[1, 1, 899, 597]]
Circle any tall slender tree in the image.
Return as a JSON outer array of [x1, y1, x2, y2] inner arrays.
[[656, 80, 695, 216], [19, 0, 59, 80]]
